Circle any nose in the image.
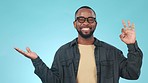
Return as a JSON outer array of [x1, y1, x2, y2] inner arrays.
[[82, 20, 89, 26]]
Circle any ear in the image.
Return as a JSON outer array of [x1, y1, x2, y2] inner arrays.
[[73, 21, 76, 29], [96, 21, 98, 26]]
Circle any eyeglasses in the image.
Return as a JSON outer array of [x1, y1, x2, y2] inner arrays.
[[75, 16, 96, 23]]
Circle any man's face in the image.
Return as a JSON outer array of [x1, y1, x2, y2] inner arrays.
[[74, 8, 97, 39]]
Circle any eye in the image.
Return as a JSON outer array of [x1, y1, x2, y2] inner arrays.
[[88, 17, 95, 23], [77, 17, 85, 23]]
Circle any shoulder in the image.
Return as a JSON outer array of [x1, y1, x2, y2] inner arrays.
[[54, 39, 76, 61], [95, 38, 120, 51], [101, 41, 116, 49], [55, 38, 76, 54], [96, 40, 123, 58], [59, 41, 73, 51]]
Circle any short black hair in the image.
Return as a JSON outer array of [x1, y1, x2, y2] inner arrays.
[[75, 6, 96, 19]]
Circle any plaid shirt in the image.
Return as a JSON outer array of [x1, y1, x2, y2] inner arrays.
[[32, 38, 143, 83]]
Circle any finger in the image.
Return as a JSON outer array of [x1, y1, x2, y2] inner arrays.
[[122, 20, 126, 28], [14, 48, 24, 53], [121, 28, 124, 33], [120, 34, 125, 39], [121, 28, 126, 33], [131, 23, 135, 29], [128, 20, 131, 27], [14, 48, 28, 55], [26, 47, 32, 53]]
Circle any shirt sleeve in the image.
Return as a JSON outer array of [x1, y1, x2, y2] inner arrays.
[[119, 41, 143, 80], [31, 56, 61, 83]]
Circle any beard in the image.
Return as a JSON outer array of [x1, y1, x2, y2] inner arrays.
[[76, 28, 95, 39]]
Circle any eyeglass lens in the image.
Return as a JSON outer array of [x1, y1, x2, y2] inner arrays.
[[76, 17, 96, 23]]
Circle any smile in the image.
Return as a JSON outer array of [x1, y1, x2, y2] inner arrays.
[[81, 28, 91, 31]]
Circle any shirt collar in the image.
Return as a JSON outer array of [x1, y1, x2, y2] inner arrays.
[[70, 37, 102, 47]]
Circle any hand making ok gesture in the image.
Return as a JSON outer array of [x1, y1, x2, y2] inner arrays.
[[120, 20, 136, 44]]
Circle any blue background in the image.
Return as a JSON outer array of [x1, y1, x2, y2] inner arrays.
[[0, 0, 147, 83]]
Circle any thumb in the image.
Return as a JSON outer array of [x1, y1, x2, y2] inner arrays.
[[26, 47, 32, 53]]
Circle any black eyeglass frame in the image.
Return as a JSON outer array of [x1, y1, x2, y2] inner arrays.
[[75, 16, 96, 23]]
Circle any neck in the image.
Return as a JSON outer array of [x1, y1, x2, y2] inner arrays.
[[78, 35, 95, 45]]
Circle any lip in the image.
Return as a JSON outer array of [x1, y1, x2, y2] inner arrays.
[[81, 28, 91, 34], [81, 28, 90, 31]]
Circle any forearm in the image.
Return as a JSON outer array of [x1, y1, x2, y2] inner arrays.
[[127, 41, 143, 68], [31, 57, 60, 83], [120, 41, 143, 79]]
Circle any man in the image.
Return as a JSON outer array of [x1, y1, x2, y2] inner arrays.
[[15, 6, 143, 83]]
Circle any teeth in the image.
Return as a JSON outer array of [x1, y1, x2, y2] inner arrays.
[[82, 28, 90, 30]]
